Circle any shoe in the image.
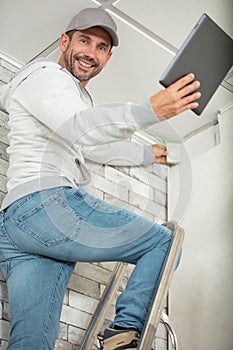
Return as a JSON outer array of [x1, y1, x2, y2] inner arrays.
[[97, 327, 140, 349]]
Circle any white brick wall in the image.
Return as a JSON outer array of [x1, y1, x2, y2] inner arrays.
[[0, 56, 169, 350]]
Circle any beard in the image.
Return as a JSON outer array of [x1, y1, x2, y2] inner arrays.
[[63, 50, 101, 82]]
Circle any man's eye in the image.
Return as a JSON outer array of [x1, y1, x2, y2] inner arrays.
[[99, 46, 106, 52], [81, 39, 88, 44]]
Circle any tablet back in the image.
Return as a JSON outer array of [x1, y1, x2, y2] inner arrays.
[[159, 14, 233, 115]]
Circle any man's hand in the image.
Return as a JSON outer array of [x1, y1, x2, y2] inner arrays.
[[153, 144, 167, 164], [150, 73, 201, 120]]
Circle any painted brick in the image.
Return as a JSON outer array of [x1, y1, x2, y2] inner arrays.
[[68, 274, 100, 299], [0, 66, 14, 83], [0, 159, 8, 176], [0, 340, 8, 350], [105, 166, 154, 200], [0, 112, 9, 129], [129, 167, 167, 193], [54, 339, 73, 350], [0, 319, 10, 340], [0, 191, 6, 204], [154, 189, 167, 207], [0, 282, 8, 302], [0, 127, 9, 145], [0, 269, 5, 281], [91, 173, 128, 202], [69, 291, 98, 314], [74, 263, 112, 285], [129, 191, 166, 219], [60, 305, 91, 330], [97, 262, 117, 272], [0, 142, 9, 161], [58, 322, 68, 340], [67, 325, 86, 345], [0, 174, 7, 193], [63, 290, 69, 306], [153, 162, 169, 179], [2, 302, 10, 321]]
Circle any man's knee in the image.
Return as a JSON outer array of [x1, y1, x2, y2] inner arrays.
[[6, 256, 74, 350]]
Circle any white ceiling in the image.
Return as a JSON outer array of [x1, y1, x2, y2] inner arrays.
[[0, 0, 232, 141]]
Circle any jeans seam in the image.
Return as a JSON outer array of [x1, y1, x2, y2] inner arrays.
[[0, 212, 32, 281], [14, 219, 70, 247], [4, 192, 40, 221], [41, 261, 70, 350], [4, 187, 70, 222]]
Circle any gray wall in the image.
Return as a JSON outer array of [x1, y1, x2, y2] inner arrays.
[[168, 106, 233, 350]]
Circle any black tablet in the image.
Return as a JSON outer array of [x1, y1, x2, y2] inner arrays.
[[159, 14, 233, 115]]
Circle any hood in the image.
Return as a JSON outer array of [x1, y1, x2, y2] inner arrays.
[[0, 58, 61, 114]]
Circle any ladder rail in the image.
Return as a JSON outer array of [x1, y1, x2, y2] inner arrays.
[[137, 225, 184, 349], [80, 262, 127, 350], [80, 223, 184, 350]]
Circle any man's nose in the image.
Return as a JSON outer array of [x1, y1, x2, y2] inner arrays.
[[83, 43, 96, 58]]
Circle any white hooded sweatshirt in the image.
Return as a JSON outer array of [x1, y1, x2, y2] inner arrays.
[[0, 59, 158, 210]]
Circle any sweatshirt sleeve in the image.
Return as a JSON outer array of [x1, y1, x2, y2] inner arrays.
[[81, 139, 155, 166], [10, 66, 158, 146]]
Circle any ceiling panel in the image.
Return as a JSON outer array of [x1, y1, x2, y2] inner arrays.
[[115, 0, 233, 48], [0, 0, 96, 64]]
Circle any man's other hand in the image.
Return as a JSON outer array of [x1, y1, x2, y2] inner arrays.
[[150, 73, 201, 120], [153, 144, 167, 164]]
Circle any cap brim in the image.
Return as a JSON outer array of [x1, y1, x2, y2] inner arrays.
[[66, 23, 119, 46]]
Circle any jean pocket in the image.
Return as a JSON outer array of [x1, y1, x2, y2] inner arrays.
[[14, 191, 82, 247]]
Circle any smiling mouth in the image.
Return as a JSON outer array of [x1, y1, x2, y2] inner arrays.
[[76, 57, 97, 70], [79, 60, 93, 69]]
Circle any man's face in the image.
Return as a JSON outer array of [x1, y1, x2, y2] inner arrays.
[[59, 26, 112, 86]]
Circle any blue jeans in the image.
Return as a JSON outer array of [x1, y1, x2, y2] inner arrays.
[[0, 186, 173, 350]]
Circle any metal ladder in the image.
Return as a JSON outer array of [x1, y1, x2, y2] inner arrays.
[[80, 221, 184, 350]]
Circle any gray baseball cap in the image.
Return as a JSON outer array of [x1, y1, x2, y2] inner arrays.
[[66, 8, 119, 46]]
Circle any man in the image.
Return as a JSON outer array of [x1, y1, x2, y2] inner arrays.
[[0, 7, 201, 350]]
